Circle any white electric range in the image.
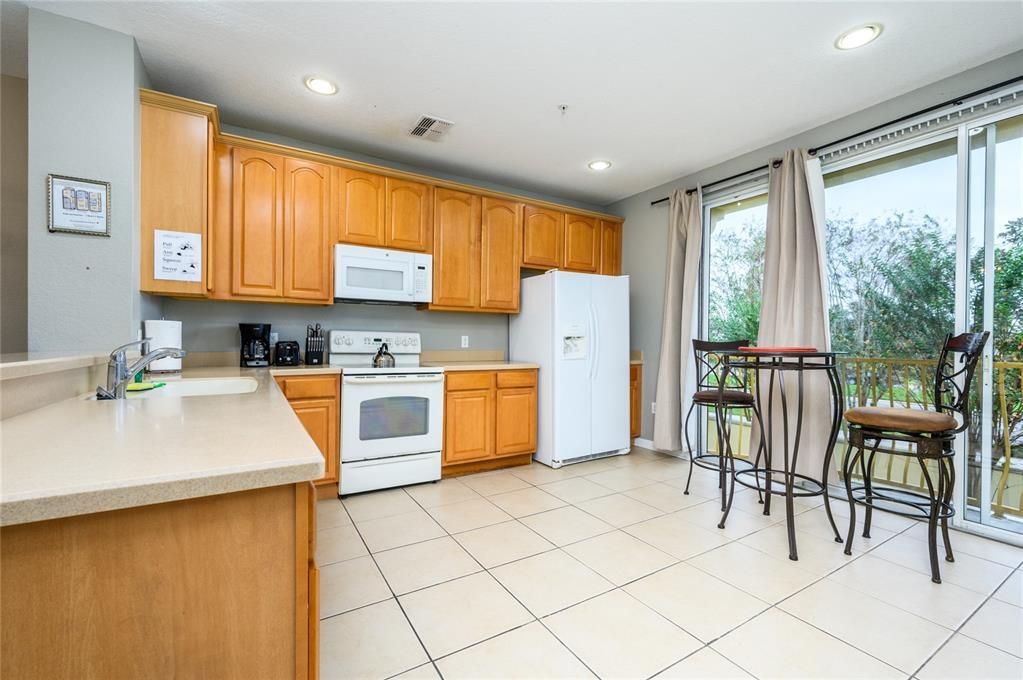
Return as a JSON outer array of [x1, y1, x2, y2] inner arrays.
[[329, 330, 443, 496]]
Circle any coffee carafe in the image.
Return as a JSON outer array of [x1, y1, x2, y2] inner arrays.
[[239, 323, 272, 367]]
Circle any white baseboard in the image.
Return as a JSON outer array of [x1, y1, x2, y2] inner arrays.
[[632, 438, 690, 460]]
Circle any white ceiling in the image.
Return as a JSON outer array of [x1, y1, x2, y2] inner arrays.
[[9, 1, 1023, 205]]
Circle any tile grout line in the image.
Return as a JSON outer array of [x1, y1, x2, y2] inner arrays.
[[336, 494, 447, 680], [319, 455, 1023, 679]]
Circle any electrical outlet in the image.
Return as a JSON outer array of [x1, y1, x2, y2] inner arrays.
[[651, 401, 656, 414], [269, 332, 279, 346], [461, 335, 469, 348]]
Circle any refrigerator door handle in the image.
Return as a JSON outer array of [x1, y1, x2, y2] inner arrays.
[[589, 303, 600, 380]]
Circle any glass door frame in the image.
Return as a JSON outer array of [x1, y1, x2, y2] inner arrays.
[[953, 103, 1023, 545], [695, 183, 770, 457]]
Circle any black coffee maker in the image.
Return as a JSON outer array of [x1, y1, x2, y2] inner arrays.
[[239, 323, 272, 367]]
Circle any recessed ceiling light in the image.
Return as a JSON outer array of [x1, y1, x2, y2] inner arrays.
[[969, 126, 986, 136], [835, 23, 882, 50], [588, 160, 612, 171], [304, 76, 337, 95]]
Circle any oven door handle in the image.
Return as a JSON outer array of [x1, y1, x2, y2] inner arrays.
[[342, 375, 444, 385]]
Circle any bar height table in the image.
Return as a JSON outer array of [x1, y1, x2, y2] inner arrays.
[[717, 349, 846, 561]]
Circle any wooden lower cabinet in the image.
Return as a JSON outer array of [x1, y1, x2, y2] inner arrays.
[[630, 363, 642, 440], [275, 374, 340, 488], [443, 369, 537, 475], [0, 483, 318, 680]]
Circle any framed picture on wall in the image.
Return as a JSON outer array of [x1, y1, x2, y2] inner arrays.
[[47, 174, 111, 236]]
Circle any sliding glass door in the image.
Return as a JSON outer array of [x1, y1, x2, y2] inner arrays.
[[963, 112, 1023, 538]]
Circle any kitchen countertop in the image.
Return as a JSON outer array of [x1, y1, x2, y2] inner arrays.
[[0, 365, 324, 527], [0, 352, 108, 381]]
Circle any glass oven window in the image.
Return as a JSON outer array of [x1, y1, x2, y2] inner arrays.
[[346, 266, 405, 291], [359, 396, 430, 440]]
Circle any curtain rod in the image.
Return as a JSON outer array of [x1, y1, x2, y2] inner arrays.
[[649, 74, 1023, 208], [649, 160, 779, 206]]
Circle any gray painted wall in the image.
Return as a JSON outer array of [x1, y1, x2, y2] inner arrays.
[[26, 9, 150, 351], [608, 49, 1023, 441], [162, 299, 508, 355], [2, 74, 28, 353]]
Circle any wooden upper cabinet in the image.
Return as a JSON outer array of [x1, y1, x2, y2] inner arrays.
[[283, 158, 332, 301], [232, 148, 284, 297], [599, 220, 623, 276], [563, 213, 600, 273], [480, 197, 522, 312], [521, 204, 563, 269], [385, 178, 432, 252], [336, 168, 385, 247], [140, 102, 210, 297], [431, 188, 481, 309]]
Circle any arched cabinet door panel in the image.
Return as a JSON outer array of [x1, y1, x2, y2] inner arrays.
[[232, 148, 284, 297], [480, 197, 522, 311], [431, 188, 481, 309], [284, 158, 332, 301]]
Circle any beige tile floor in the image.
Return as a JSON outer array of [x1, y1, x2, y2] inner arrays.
[[316, 447, 1023, 680]]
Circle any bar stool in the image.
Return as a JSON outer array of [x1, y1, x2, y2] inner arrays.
[[841, 332, 989, 583], [683, 339, 767, 510]]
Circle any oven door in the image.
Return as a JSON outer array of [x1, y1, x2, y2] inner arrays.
[[334, 245, 415, 303], [341, 374, 443, 461]]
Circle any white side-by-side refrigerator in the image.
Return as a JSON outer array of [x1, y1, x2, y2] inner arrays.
[[510, 270, 630, 468]]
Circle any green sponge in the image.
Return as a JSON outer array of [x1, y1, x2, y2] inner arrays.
[[125, 382, 166, 392]]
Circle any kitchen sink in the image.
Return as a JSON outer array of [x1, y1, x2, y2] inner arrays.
[[85, 377, 258, 400]]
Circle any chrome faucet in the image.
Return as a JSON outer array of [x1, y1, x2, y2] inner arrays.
[[96, 338, 187, 400]]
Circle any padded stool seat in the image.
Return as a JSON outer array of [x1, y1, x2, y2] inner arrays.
[[693, 389, 755, 405], [844, 406, 956, 434]]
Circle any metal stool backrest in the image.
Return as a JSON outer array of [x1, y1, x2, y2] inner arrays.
[[692, 339, 750, 393], [933, 331, 989, 435]]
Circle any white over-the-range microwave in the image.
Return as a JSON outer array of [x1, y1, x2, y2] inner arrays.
[[334, 244, 432, 304]]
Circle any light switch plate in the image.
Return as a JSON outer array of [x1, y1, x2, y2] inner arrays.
[[461, 335, 469, 348]]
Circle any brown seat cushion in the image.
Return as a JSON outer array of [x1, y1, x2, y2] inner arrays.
[[845, 406, 957, 433], [693, 389, 754, 405]]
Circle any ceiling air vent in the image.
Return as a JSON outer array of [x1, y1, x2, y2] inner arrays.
[[408, 115, 454, 140]]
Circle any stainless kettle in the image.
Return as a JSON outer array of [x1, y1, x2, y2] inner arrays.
[[372, 342, 396, 368]]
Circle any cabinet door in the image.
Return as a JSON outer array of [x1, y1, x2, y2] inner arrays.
[[630, 364, 642, 439], [444, 388, 494, 464], [599, 220, 622, 276], [336, 168, 385, 247], [291, 397, 339, 484], [140, 103, 209, 297], [432, 188, 481, 309], [232, 148, 284, 297], [385, 178, 432, 252], [563, 213, 600, 272], [495, 387, 537, 456], [480, 197, 522, 311], [521, 205, 563, 269], [283, 158, 332, 301]]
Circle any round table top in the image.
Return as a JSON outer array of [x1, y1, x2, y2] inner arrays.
[[721, 349, 848, 358]]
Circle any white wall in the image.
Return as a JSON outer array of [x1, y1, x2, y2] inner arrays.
[[1, 74, 28, 353], [607, 49, 1023, 440], [26, 9, 152, 352]]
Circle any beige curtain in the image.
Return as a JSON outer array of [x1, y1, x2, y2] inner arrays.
[[653, 188, 703, 452], [757, 150, 832, 478]]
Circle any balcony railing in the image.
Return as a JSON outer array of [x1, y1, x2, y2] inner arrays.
[[704, 356, 1023, 521]]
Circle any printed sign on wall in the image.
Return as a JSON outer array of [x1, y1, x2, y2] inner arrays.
[[47, 174, 111, 236], [154, 229, 202, 282]]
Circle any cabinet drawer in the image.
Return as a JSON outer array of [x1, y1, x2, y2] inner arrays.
[[275, 375, 338, 399], [496, 370, 537, 389], [445, 371, 494, 391]]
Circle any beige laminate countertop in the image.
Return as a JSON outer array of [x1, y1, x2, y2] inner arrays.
[[0, 365, 324, 527]]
